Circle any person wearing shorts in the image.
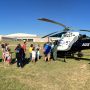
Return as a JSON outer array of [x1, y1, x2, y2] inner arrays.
[[43, 43, 51, 61]]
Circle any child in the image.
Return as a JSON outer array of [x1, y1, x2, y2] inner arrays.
[[36, 48, 40, 61], [5, 49, 12, 65], [32, 47, 36, 62], [1, 44, 5, 62], [2, 50, 6, 62], [29, 44, 33, 60]]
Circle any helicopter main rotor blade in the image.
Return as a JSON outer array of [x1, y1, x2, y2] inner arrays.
[[38, 18, 67, 29], [42, 31, 59, 38], [80, 30, 90, 32]]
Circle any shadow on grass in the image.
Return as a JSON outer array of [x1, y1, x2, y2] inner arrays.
[[11, 58, 30, 67], [57, 56, 90, 62], [22, 56, 42, 67], [73, 57, 90, 61], [7, 55, 42, 68], [0, 59, 2, 62], [23, 58, 30, 67], [11, 58, 17, 64]]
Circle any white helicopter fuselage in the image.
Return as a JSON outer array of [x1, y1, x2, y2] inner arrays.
[[57, 32, 79, 51]]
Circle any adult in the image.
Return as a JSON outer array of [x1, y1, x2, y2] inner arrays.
[[15, 44, 24, 68], [22, 41, 26, 60], [52, 41, 58, 61], [43, 42, 51, 61]]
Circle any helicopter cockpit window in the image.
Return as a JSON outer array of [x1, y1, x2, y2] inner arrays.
[[63, 34, 68, 37], [64, 35, 67, 37], [61, 33, 74, 38], [66, 41, 68, 43], [73, 34, 75, 36], [58, 40, 65, 46], [61, 34, 65, 39], [64, 34, 70, 37]]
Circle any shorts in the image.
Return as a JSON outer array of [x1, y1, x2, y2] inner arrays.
[[44, 52, 50, 57], [6, 59, 11, 63]]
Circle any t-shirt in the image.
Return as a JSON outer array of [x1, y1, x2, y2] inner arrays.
[[37, 51, 40, 55], [5, 51, 11, 60], [15, 48, 20, 53], [15, 47, 24, 58], [32, 51, 36, 58], [29, 47, 33, 53], [44, 44, 51, 54], [22, 44, 26, 52]]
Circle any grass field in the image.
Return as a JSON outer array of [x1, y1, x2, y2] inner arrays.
[[0, 41, 90, 90]]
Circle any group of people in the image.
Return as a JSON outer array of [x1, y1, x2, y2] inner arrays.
[[1, 41, 41, 68], [15, 41, 41, 68], [1, 41, 58, 68], [29, 44, 40, 62]]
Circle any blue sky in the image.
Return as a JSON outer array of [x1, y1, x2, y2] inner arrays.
[[0, 0, 90, 36]]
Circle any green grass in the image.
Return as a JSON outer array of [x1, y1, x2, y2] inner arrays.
[[0, 59, 90, 90], [0, 41, 90, 90]]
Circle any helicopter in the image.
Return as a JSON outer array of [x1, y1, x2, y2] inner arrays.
[[38, 18, 90, 61]]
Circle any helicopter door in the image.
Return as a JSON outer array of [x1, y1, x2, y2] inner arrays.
[[57, 32, 79, 51]]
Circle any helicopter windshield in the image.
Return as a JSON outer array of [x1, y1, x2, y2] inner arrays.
[[61, 32, 74, 38], [58, 39, 65, 46], [61, 33, 67, 39]]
